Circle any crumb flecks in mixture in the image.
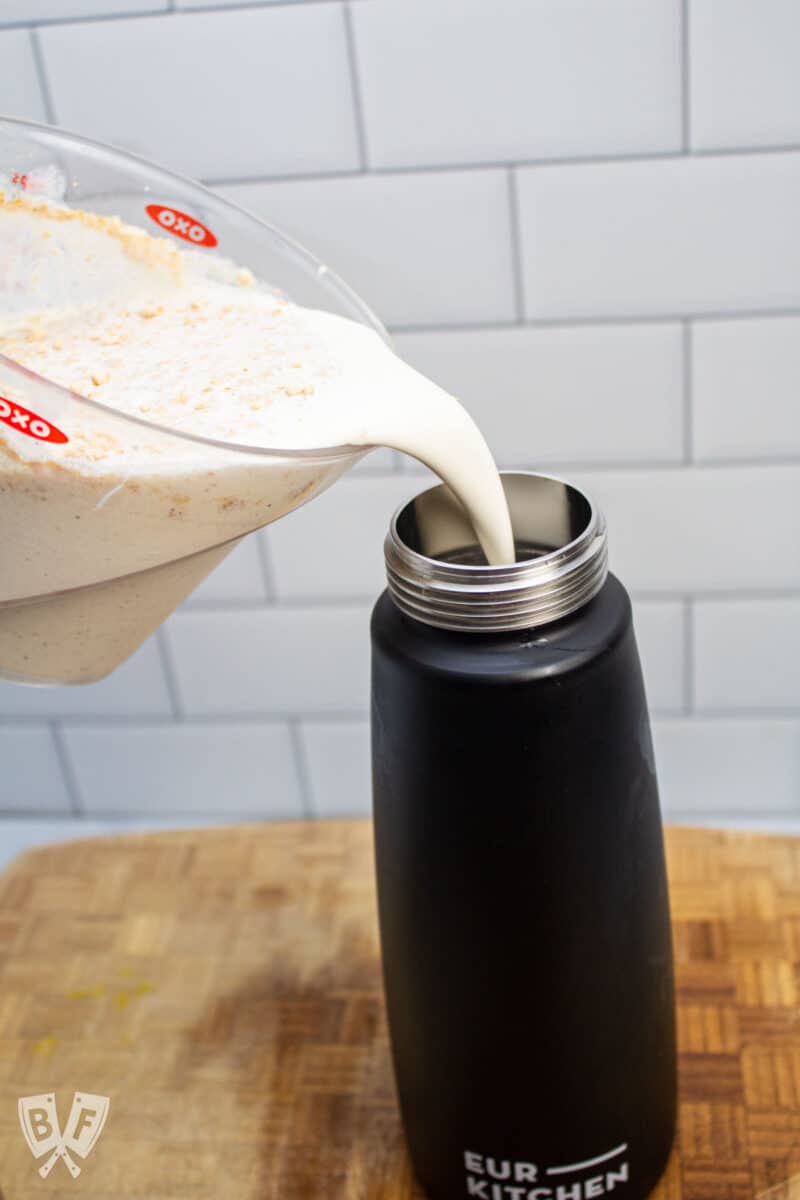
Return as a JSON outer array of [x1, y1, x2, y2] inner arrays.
[[0, 288, 340, 453], [0, 192, 386, 463], [0, 188, 183, 279], [0, 188, 514, 673]]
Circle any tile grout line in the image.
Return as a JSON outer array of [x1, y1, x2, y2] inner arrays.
[[341, 0, 369, 173], [388, 308, 800, 335], [175, 0, 342, 9], [28, 27, 56, 124], [176, 597, 375, 611], [506, 167, 527, 324], [683, 598, 695, 716], [50, 721, 84, 815], [256, 531, 280, 603], [1, 708, 797, 731], [0, 808, 85, 821], [659, 142, 800, 159], [204, 143, 800, 189], [155, 628, 185, 719], [4, 810, 799, 829], [288, 719, 315, 818], [8, 810, 308, 823], [4, 20, 800, 180], [0, 1, 341, 29], [667, 708, 800, 721], [682, 320, 693, 463], [351, 452, 800, 471], [663, 813, 800, 825], [1, 712, 371, 727], [680, 0, 691, 153]]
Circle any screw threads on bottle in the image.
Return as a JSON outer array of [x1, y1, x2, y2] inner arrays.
[[384, 472, 608, 633]]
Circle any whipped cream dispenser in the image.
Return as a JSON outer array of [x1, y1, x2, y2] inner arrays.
[[371, 472, 677, 1200]]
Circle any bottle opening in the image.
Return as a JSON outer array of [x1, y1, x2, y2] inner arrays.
[[385, 471, 608, 633]]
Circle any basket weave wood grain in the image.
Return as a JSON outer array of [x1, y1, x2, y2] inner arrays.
[[0, 822, 798, 1199]]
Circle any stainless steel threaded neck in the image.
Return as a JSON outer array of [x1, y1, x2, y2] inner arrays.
[[384, 471, 608, 633]]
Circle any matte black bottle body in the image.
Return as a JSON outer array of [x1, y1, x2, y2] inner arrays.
[[371, 575, 676, 1200]]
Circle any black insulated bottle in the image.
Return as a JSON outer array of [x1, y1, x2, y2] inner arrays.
[[371, 472, 676, 1200]]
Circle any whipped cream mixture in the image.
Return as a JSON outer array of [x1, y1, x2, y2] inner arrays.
[[0, 191, 514, 682]]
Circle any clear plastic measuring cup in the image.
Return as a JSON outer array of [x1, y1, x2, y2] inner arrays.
[[0, 117, 387, 685]]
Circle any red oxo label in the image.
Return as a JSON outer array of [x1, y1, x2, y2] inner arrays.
[[0, 396, 68, 444], [145, 204, 217, 247]]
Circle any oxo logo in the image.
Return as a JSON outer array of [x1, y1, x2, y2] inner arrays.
[[145, 204, 217, 247], [0, 396, 69, 444]]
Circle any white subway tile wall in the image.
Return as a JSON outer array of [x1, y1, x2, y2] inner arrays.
[[218, 171, 517, 327], [393, 325, 685, 467], [632, 602, 687, 716], [62, 723, 303, 816], [351, 0, 683, 167], [1, 0, 798, 862], [652, 719, 800, 815], [38, 6, 360, 178], [692, 317, 800, 460], [0, 728, 72, 814], [0, 640, 172, 719], [164, 606, 372, 716], [181, 538, 269, 606], [265, 474, 423, 600], [0, 3, 168, 22], [571, 465, 800, 593], [300, 721, 372, 818], [689, 0, 800, 151], [694, 599, 800, 712], [516, 154, 800, 320], [0, 30, 48, 122]]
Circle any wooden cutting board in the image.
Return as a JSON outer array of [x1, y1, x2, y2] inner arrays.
[[0, 821, 799, 1199]]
